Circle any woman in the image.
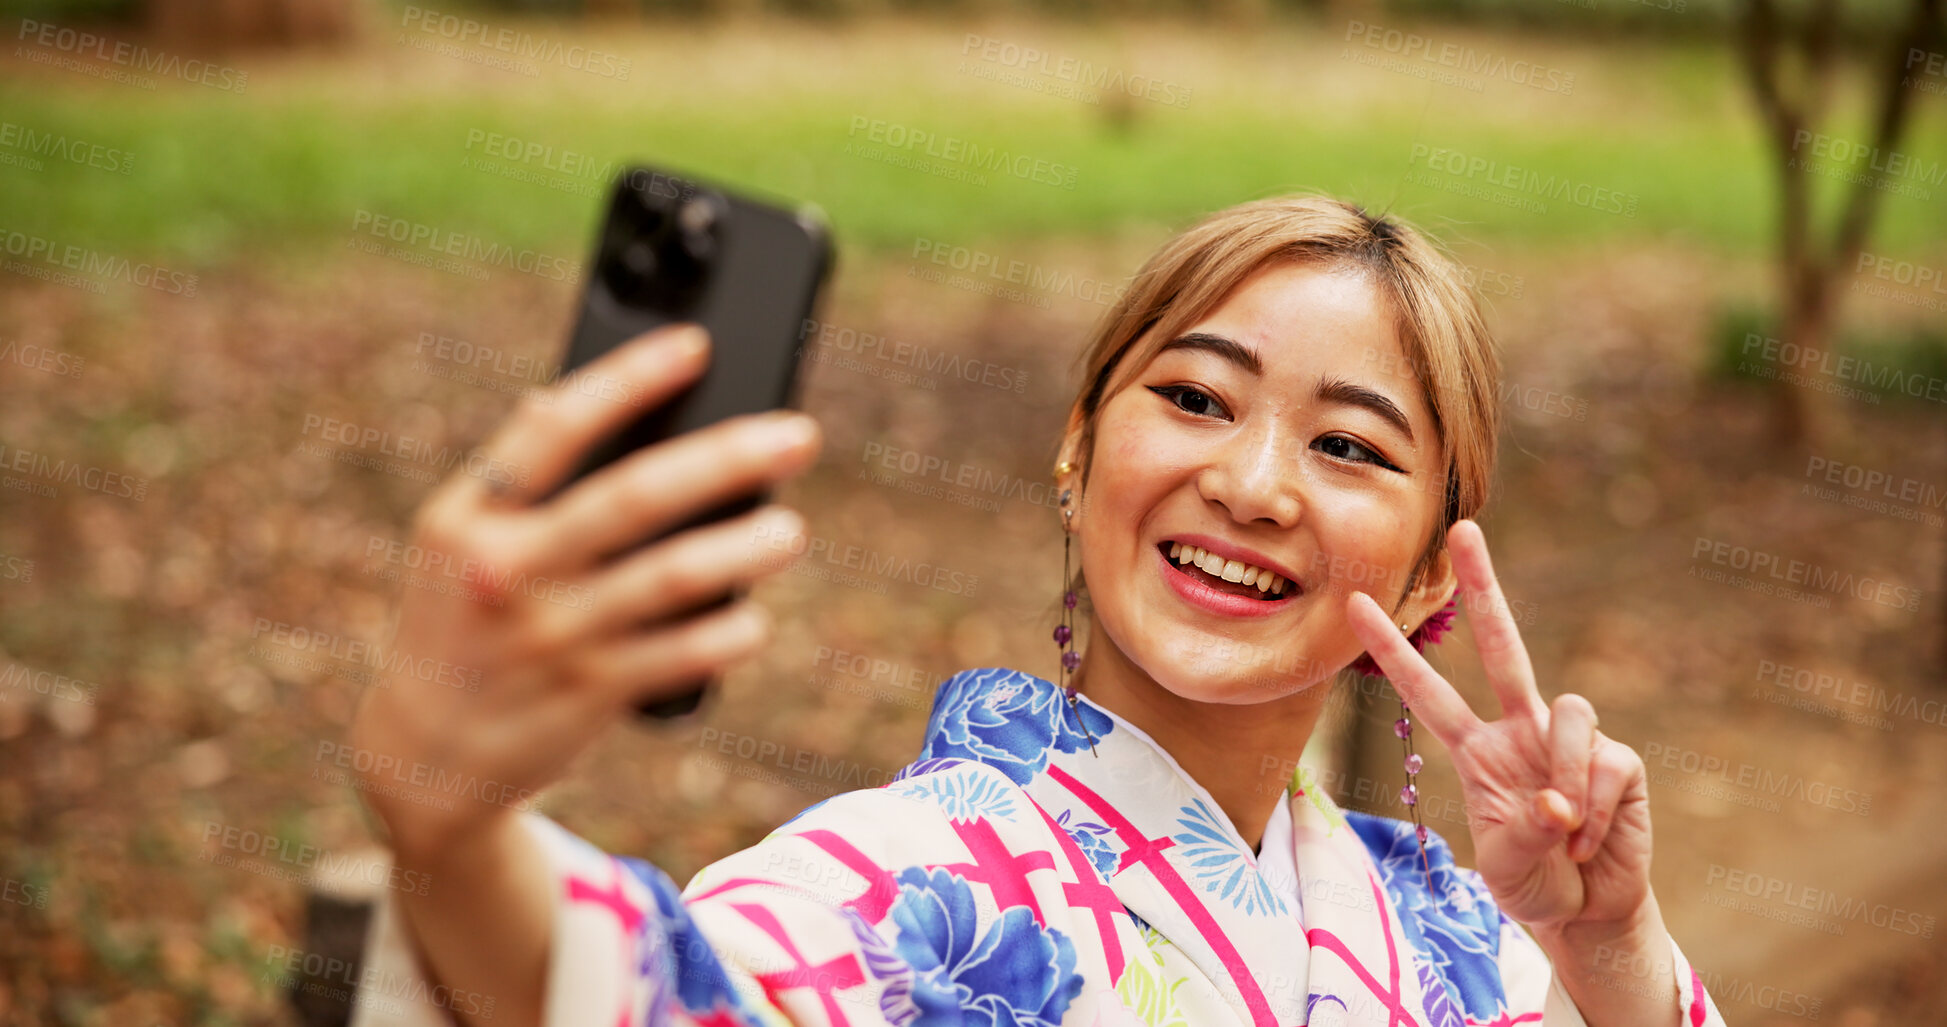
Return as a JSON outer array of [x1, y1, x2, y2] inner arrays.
[[342, 196, 1726, 1027]]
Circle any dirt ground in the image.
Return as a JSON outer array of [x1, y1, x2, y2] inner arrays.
[[0, 234, 1942, 1024]]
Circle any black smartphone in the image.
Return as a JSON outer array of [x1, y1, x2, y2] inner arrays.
[[549, 164, 834, 720]]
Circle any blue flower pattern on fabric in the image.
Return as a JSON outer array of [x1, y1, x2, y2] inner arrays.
[[1051, 807, 1120, 880], [1415, 960, 1467, 1027], [1345, 812, 1508, 1023], [888, 770, 1022, 824], [619, 856, 762, 1026], [1306, 992, 1349, 1022], [886, 866, 1085, 1027], [892, 756, 968, 784], [1170, 801, 1289, 918], [918, 668, 1115, 787], [846, 906, 924, 1027]]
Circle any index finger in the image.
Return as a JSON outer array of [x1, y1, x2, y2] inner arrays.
[[1447, 519, 1549, 722], [467, 324, 711, 508], [1346, 589, 1481, 747]]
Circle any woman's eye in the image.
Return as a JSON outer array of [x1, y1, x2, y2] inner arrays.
[[1146, 384, 1228, 419], [1314, 434, 1401, 471]]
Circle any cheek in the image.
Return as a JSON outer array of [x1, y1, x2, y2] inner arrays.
[[1308, 493, 1421, 597], [1098, 403, 1169, 465], [1085, 407, 1180, 522]]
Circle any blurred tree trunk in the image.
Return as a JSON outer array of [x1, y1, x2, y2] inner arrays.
[[1732, 0, 1943, 447], [146, 0, 365, 49]]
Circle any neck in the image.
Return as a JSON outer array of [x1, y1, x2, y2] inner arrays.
[[1069, 621, 1332, 853]]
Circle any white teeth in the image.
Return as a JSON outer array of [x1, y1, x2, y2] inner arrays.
[[1169, 542, 1286, 596]]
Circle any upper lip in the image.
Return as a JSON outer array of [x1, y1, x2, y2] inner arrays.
[[1161, 532, 1305, 591]]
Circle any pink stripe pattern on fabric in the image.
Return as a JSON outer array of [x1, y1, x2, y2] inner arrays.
[[733, 901, 867, 1027], [1025, 794, 1129, 982], [796, 828, 901, 923], [1046, 763, 1282, 1027]]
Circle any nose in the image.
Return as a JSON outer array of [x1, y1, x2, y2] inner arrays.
[[1195, 419, 1304, 528]]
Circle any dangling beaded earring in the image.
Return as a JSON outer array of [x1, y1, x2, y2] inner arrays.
[[1393, 628, 1434, 893], [1353, 593, 1461, 892], [1053, 460, 1098, 756]]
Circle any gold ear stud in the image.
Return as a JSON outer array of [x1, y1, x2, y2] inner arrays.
[[1054, 460, 1076, 478]]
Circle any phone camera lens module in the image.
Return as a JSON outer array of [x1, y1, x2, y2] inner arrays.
[[677, 195, 716, 233], [680, 228, 715, 264], [601, 172, 722, 315], [622, 240, 657, 276]]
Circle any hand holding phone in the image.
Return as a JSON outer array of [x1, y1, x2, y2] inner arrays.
[[548, 165, 834, 719], [349, 320, 822, 866], [345, 166, 834, 865]]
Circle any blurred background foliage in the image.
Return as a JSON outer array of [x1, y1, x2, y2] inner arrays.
[[0, 0, 1932, 37], [1, 0, 1944, 1024]]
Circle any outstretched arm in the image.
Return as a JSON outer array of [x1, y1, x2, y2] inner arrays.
[[378, 811, 553, 1027], [353, 809, 781, 1027], [339, 322, 824, 1025], [350, 760, 1103, 1027]]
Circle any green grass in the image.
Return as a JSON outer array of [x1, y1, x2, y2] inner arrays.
[[1, 16, 1943, 268]]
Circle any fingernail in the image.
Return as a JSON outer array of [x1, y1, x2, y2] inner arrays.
[[733, 602, 770, 645], [764, 505, 803, 537], [1536, 790, 1570, 830], [768, 412, 817, 452], [669, 325, 708, 358]]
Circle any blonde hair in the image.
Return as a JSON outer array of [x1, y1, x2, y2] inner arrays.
[[1060, 195, 1503, 598]]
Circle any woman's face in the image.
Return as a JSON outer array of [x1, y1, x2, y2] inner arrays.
[[1064, 259, 1456, 705]]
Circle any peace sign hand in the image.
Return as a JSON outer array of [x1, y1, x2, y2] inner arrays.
[[1346, 519, 1653, 932]]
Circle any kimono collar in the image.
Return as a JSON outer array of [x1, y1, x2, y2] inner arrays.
[[913, 666, 1456, 1027], [916, 667, 1317, 1022]]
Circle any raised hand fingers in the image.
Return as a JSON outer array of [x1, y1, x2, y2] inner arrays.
[[572, 503, 806, 640], [466, 323, 711, 509], [575, 597, 775, 711], [540, 410, 820, 571], [1346, 590, 1481, 749], [1567, 735, 1642, 862], [1447, 520, 1548, 722], [1544, 692, 1599, 835]]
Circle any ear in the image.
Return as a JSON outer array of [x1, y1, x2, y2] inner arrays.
[[1054, 404, 1089, 520], [1057, 400, 1088, 468], [1400, 536, 1457, 633]]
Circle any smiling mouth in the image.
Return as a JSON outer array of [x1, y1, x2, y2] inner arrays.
[[1157, 541, 1298, 602]]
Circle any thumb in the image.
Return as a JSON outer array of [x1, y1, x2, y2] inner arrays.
[[1506, 788, 1582, 858]]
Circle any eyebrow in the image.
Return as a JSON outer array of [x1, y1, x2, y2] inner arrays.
[[1157, 332, 1263, 376], [1155, 332, 1416, 443]]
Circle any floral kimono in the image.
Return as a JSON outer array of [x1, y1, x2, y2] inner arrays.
[[351, 666, 1726, 1027]]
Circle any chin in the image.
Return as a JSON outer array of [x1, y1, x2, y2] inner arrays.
[[1142, 612, 1350, 706], [1143, 638, 1341, 707]]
